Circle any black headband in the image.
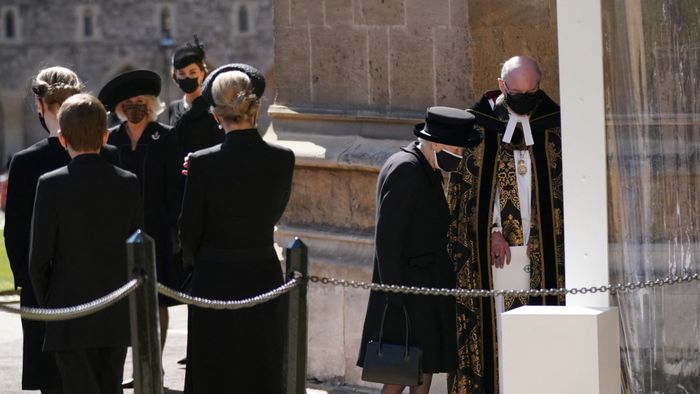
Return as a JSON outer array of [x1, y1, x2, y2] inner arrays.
[[200, 63, 265, 107]]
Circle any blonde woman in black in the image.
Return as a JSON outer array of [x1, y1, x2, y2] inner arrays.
[[180, 64, 294, 394]]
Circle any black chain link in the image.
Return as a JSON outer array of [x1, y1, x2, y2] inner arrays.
[[305, 272, 700, 298]]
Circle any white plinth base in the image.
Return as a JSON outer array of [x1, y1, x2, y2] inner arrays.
[[501, 306, 620, 394]]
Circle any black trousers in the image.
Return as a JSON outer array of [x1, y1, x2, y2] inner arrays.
[[54, 347, 127, 394]]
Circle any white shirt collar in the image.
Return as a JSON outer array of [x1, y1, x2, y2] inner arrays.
[[503, 110, 534, 146]]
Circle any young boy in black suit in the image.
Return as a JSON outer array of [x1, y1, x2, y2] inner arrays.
[[29, 93, 143, 394]]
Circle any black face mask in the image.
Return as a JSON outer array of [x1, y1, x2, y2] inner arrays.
[[505, 90, 542, 115], [38, 113, 50, 134], [177, 77, 199, 94], [434, 149, 462, 172], [123, 103, 148, 124]]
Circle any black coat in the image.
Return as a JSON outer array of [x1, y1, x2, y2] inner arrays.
[[5, 137, 119, 290], [28, 154, 143, 351], [179, 129, 294, 394], [108, 122, 181, 302], [168, 97, 223, 157], [3, 137, 119, 389], [357, 142, 457, 373], [167, 96, 224, 236]]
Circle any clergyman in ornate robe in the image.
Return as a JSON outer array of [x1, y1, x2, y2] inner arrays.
[[447, 89, 565, 394]]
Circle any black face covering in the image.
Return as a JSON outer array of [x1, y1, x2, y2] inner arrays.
[[434, 149, 462, 172], [177, 77, 199, 94], [505, 90, 542, 115], [38, 113, 50, 134], [123, 103, 148, 124]]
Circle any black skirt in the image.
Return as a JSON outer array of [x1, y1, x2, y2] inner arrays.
[[183, 246, 286, 394]]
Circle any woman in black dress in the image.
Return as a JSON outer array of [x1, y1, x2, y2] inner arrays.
[[167, 37, 223, 296], [180, 64, 294, 394], [98, 70, 179, 361]]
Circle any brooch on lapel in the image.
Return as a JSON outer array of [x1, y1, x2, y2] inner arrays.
[[151, 132, 160, 141]]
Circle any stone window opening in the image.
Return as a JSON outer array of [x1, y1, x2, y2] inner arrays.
[[1, 6, 20, 43], [4, 11, 15, 39], [238, 5, 249, 33], [77, 5, 100, 41], [160, 6, 173, 38], [83, 8, 94, 38], [232, 2, 256, 36]]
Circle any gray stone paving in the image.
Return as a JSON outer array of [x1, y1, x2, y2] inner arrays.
[[0, 303, 375, 394]]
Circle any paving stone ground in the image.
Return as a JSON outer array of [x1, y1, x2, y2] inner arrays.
[[0, 301, 376, 394]]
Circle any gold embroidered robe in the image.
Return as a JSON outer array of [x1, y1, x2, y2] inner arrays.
[[447, 90, 565, 394]]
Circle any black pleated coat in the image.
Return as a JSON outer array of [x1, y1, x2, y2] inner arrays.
[[180, 129, 294, 394], [357, 142, 458, 374]]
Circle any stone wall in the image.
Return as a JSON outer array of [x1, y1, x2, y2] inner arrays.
[[468, 0, 560, 102], [274, 0, 473, 119], [0, 0, 273, 166]]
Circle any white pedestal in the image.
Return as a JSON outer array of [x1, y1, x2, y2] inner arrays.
[[501, 306, 620, 394]]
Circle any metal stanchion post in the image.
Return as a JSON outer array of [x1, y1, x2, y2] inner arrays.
[[126, 230, 163, 394], [284, 237, 308, 394]]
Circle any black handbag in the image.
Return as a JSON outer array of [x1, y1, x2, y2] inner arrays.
[[361, 303, 423, 386]]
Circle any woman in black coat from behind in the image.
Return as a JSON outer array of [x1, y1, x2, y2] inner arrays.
[[180, 64, 294, 394]]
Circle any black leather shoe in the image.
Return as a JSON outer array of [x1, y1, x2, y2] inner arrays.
[[121, 378, 134, 389], [177, 357, 187, 365]]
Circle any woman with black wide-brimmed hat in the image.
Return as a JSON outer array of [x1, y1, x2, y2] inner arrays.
[[179, 64, 294, 394], [98, 70, 180, 371]]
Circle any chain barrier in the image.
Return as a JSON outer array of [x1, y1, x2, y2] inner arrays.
[[306, 272, 700, 298], [2, 270, 696, 321], [0, 278, 141, 321], [156, 271, 303, 310]]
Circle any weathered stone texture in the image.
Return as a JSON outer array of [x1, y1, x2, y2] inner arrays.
[[405, 0, 450, 29], [368, 28, 390, 106], [290, 0, 325, 26], [280, 167, 377, 234], [468, 0, 560, 101], [389, 27, 435, 110], [273, 0, 291, 26], [356, 0, 405, 26], [310, 27, 368, 106], [274, 26, 312, 106], [324, 0, 354, 27], [450, 0, 469, 29], [0, 0, 274, 162], [434, 27, 472, 107], [469, 0, 556, 28]]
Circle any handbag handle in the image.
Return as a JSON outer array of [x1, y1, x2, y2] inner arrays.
[[377, 303, 412, 359]]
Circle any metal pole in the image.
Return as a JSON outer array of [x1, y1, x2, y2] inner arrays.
[[284, 237, 308, 394], [126, 230, 163, 394]]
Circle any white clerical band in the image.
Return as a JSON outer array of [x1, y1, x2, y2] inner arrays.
[[503, 113, 534, 146]]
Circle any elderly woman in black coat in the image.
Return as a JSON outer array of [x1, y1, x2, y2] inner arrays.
[[179, 64, 294, 394], [357, 107, 482, 394], [98, 71, 179, 367]]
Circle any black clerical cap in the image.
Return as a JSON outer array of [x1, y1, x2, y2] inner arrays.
[[201, 63, 266, 107], [413, 106, 482, 148], [98, 70, 161, 112], [172, 35, 206, 69]]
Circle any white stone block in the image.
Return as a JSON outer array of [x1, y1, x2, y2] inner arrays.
[[502, 306, 620, 394]]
